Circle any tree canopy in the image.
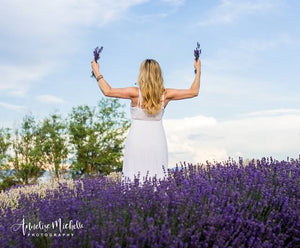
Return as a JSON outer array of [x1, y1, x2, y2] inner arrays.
[[0, 98, 130, 190]]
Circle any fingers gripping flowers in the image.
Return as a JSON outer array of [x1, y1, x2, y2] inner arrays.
[[91, 46, 103, 78], [194, 42, 201, 74], [194, 42, 201, 61]]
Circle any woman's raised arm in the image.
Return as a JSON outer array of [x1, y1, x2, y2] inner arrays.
[[165, 59, 201, 101], [91, 60, 138, 99]]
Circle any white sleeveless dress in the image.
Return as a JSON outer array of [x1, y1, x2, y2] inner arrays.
[[122, 88, 168, 182]]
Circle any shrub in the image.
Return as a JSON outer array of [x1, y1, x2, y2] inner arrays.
[[0, 158, 299, 247]]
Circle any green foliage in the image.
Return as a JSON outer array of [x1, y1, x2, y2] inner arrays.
[[0, 128, 14, 190], [10, 114, 45, 185], [0, 176, 18, 191], [0, 98, 130, 189], [0, 128, 11, 166], [37, 113, 68, 179], [69, 98, 130, 177]]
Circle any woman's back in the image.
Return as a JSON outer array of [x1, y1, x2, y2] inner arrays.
[[130, 88, 165, 121], [122, 87, 168, 182]]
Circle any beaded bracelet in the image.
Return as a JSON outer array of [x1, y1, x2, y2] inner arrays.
[[96, 75, 103, 81]]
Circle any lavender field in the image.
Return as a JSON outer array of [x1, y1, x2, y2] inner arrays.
[[0, 158, 299, 248]]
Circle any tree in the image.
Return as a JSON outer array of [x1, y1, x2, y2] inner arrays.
[[0, 128, 15, 190], [10, 115, 45, 184], [0, 127, 11, 166], [38, 113, 68, 179], [68, 98, 130, 177]]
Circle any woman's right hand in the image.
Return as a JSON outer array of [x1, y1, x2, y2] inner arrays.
[[91, 59, 100, 76], [194, 59, 201, 73]]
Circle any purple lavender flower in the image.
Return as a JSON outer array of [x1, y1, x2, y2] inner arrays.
[[91, 46, 103, 77], [93, 46, 103, 62], [194, 42, 201, 73], [1, 157, 300, 247]]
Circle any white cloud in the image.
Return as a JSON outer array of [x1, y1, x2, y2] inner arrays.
[[162, 0, 185, 7], [204, 33, 296, 74], [200, 33, 300, 101], [164, 116, 228, 165], [164, 109, 300, 166], [36, 94, 65, 104], [246, 108, 300, 117], [201, 71, 300, 105], [166, 34, 296, 91], [0, 64, 53, 96], [237, 33, 296, 53], [0, 0, 148, 36], [0, 0, 148, 96], [198, 0, 279, 27], [0, 102, 27, 112], [165, 61, 281, 106]]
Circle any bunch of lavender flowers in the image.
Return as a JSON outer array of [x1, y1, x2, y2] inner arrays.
[[194, 42, 201, 74], [1, 157, 300, 247], [91, 46, 103, 78]]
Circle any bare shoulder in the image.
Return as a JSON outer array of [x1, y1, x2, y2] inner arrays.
[[164, 88, 174, 99], [164, 88, 182, 99], [131, 87, 139, 97], [127, 87, 139, 96], [126, 86, 139, 100], [123, 86, 139, 99]]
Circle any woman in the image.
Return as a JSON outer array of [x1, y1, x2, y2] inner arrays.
[[91, 58, 201, 182]]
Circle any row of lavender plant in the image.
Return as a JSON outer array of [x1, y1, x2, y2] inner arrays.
[[0, 157, 299, 247]]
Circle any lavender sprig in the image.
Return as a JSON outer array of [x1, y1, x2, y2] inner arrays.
[[91, 46, 103, 78], [194, 42, 201, 74]]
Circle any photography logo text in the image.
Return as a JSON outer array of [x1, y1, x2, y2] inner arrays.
[[10, 218, 84, 237]]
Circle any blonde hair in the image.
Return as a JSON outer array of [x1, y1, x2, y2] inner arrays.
[[137, 59, 165, 115]]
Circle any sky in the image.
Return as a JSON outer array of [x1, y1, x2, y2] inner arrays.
[[1, 0, 300, 166]]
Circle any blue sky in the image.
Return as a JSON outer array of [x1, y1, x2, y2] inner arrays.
[[1, 0, 300, 165]]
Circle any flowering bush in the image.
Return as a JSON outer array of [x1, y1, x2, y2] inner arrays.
[[0, 157, 299, 247], [0, 179, 80, 210]]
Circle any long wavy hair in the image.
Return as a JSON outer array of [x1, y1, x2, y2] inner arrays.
[[137, 59, 165, 115]]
